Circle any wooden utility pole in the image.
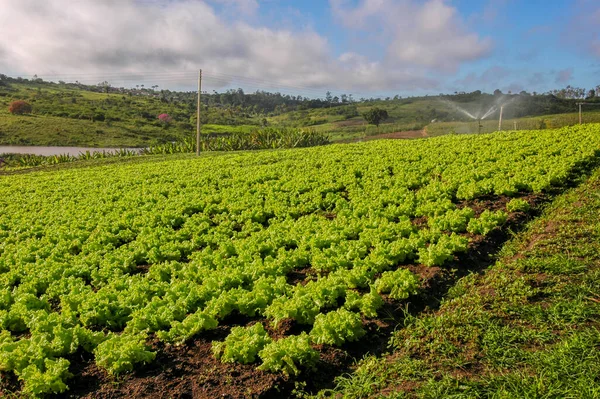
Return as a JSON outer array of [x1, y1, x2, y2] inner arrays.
[[498, 105, 504, 131], [196, 69, 202, 156], [575, 102, 600, 126]]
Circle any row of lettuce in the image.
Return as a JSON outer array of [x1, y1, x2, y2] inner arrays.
[[1, 125, 599, 396]]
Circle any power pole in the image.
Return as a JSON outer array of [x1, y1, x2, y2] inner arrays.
[[196, 69, 202, 156], [576, 102, 600, 126], [498, 105, 504, 131]]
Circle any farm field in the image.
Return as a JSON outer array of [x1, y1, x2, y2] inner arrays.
[[320, 160, 600, 398], [1, 125, 600, 397]]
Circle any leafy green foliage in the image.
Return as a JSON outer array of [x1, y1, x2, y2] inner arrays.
[[467, 210, 509, 235], [343, 289, 385, 318], [362, 107, 389, 127], [265, 276, 346, 326], [93, 333, 156, 375], [1, 125, 600, 393], [417, 233, 469, 266], [212, 323, 272, 364], [506, 198, 531, 212], [156, 310, 218, 345], [374, 269, 420, 300], [428, 207, 475, 232], [258, 333, 319, 375], [18, 357, 71, 396], [322, 165, 600, 399], [310, 309, 366, 346]]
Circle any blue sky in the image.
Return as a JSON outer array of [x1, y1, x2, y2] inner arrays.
[[1, 0, 599, 98]]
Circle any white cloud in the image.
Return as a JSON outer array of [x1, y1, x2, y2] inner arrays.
[[0, 0, 439, 92], [330, 0, 493, 73]]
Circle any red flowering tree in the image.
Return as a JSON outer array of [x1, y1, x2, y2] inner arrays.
[[158, 113, 172, 124], [9, 101, 32, 115]]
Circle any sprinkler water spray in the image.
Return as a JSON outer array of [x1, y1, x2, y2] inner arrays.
[[439, 96, 516, 134]]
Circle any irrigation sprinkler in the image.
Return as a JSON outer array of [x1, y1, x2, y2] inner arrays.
[[441, 97, 513, 135]]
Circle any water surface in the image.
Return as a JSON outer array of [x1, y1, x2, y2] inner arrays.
[[0, 146, 140, 156]]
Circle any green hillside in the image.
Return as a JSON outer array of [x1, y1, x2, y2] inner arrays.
[[1, 75, 598, 147]]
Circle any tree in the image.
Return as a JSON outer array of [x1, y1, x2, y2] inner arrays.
[[586, 89, 596, 99], [493, 89, 503, 96], [362, 107, 388, 127], [98, 81, 111, 93], [8, 100, 32, 115]]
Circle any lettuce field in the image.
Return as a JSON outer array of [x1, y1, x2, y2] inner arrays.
[[1, 125, 600, 397]]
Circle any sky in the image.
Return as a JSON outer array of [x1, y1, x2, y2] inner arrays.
[[0, 0, 599, 98]]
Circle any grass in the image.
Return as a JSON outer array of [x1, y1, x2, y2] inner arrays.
[[0, 112, 187, 147], [0, 82, 261, 147], [308, 166, 600, 398]]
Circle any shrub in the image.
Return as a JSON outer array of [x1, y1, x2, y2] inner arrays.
[[362, 107, 388, 127], [93, 112, 105, 122], [8, 101, 32, 115], [158, 113, 172, 124]]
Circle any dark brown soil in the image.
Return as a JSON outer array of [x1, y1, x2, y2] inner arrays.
[[52, 329, 288, 399]]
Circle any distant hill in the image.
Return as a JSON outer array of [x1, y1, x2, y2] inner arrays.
[[0, 74, 598, 147]]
